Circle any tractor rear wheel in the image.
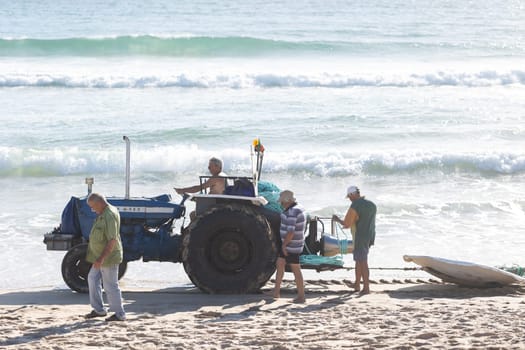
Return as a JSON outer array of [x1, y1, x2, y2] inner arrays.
[[61, 243, 128, 293], [182, 204, 277, 293]]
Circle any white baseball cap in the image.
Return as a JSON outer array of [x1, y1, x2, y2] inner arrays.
[[346, 186, 359, 197]]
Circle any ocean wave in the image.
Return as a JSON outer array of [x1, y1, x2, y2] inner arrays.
[[379, 201, 516, 218], [1, 35, 523, 58], [1, 146, 524, 177], [0, 35, 333, 57], [2, 70, 525, 88]]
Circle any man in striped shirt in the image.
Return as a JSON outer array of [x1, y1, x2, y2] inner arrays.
[[268, 190, 306, 303]]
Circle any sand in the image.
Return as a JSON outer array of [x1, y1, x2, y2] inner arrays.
[[1, 279, 525, 350]]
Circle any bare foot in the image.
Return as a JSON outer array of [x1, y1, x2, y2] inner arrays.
[[344, 281, 360, 293], [293, 297, 305, 304], [358, 289, 370, 296]]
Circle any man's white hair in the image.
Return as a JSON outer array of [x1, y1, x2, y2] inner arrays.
[[87, 192, 108, 204], [279, 190, 295, 203], [209, 157, 223, 170]]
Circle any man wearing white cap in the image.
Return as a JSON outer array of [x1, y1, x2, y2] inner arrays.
[[333, 186, 376, 295]]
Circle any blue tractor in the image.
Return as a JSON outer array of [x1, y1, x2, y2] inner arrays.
[[44, 136, 288, 293], [44, 137, 347, 293]]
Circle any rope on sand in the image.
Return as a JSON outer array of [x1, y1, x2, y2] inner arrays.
[[272, 278, 444, 286]]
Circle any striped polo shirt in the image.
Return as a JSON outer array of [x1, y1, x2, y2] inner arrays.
[[280, 203, 306, 254]]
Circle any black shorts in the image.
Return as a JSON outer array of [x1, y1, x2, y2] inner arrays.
[[278, 250, 300, 264]]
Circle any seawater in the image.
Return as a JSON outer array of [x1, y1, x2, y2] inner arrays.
[[1, 0, 525, 290]]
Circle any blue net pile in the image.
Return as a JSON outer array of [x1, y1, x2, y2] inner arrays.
[[258, 181, 282, 213]]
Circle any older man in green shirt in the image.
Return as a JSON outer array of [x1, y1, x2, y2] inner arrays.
[[84, 193, 126, 321]]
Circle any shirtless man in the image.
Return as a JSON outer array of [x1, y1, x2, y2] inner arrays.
[[175, 157, 226, 195]]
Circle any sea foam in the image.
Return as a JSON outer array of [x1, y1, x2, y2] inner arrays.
[[1, 145, 524, 177], [1, 70, 525, 89]]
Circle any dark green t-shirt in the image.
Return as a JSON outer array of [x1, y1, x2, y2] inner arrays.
[[86, 204, 123, 266], [351, 197, 376, 250]]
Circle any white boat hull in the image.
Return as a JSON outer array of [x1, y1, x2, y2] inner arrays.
[[404, 255, 525, 287]]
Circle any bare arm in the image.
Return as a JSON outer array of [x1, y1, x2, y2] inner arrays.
[[175, 177, 222, 195], [175, 184, 202, 194], [281, 231, 294, 256], [333, 208, 359, 229]]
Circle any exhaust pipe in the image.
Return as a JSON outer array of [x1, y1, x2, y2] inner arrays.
[[123, 136, 130, 199], [85, 177, 94, 195]]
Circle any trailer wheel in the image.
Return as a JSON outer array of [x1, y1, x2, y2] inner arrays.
[[61, 243, 128, 293], [182, 204, 277, 294]]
